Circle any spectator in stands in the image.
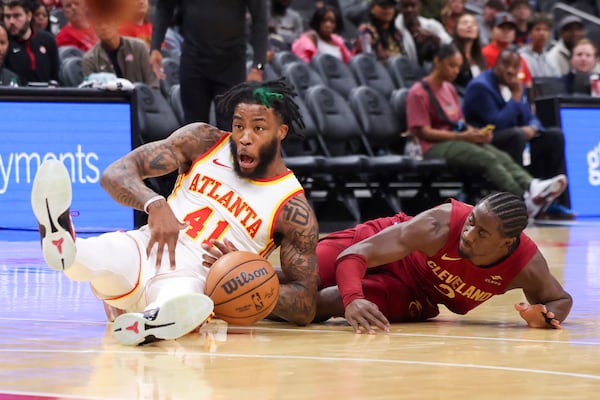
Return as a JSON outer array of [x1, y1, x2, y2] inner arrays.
[[452, 12, 487, 90], [395, 0, 452, 66], [0, 22, 20, 86], [547, 15, 586, 76], [562, 38, 600, 95], [357, 0, 403, 61], [118, 0, 152, 48], [406, 43, 567, 219], [338, 0, 370, 26], [150, 0, 268, 128], [3, 0, 59, 85], [268, 0, 304, 50], [42, 0, 61, 8], [462, 48, 573, 218], [417, 0, 445, 19], [31, 1, 51, 34], [519, 13, 560, 78], [55, 0, 97, 51], [508, 0, 531, 47], [482, 11, 532, 85], [440, 0, 466, 35], [82, 17, 158, 88], [292, 5, 354, 63], [475, 0, 504, 45]]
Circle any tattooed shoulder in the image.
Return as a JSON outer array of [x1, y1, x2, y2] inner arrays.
[[171, 123, 225, 163], [277, 195, 319, 254]]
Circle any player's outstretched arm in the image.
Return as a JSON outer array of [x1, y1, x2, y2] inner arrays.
[[336, 205, 451, 333], [510, 250, 573, 329], [272, 194, 320, 326]]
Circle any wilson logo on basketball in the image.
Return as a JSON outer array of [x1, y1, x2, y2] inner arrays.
[[221, 267, 270, 294]]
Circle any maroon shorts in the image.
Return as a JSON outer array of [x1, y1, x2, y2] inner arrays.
[[317, 230, 439, 322]]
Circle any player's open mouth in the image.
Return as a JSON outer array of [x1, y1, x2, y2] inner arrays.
[[239, 154, 256, 169]]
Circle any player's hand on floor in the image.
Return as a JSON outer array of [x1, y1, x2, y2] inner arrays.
[[514, 302, 562, 329], [146, 202, 188, 269], [345, 299, 390, 334], [201, 239, 238, 268]]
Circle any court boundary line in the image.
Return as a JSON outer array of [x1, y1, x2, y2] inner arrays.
[[228, 325, 600, 345], [0, 390, 106, 400], [2, 348, 599, 381], [2, 317, 599, 346]]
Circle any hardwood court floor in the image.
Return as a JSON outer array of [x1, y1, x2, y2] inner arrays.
[[0, 223, 599, 400]]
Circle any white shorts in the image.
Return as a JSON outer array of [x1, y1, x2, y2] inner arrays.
[[79, 226, 209, 312]]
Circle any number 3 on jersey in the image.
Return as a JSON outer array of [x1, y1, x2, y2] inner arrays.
[[183, 207, 229, 244]]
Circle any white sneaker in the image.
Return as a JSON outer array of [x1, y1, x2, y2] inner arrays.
[[30, 160, 77, 271], [112, 293, 215, 346], [524, 174, 568, 219]]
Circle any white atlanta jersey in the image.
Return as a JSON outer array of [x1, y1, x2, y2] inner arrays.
[[168, 133, 304, 258]]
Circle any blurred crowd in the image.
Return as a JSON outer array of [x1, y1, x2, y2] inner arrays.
[[2, 0, 597, 219]]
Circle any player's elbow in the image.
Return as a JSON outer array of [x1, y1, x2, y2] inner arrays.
[[100, 168, 116, 193], [290, 308, 317, 326]]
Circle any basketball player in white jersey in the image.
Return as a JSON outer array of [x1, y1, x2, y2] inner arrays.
[[31, 79, 320, 345]]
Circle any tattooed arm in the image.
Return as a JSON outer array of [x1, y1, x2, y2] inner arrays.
[[101, 122, 224, 209], [271, 194, 320, 326], [100, 122, 225, 267]]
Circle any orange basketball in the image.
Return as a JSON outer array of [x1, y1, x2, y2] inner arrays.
[[205, 251, 280, 325]]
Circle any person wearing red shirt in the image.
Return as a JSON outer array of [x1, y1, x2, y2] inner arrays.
[[118, 0, 152, 48], [55, 0, 97, 51], [482, 11, 531, 85]]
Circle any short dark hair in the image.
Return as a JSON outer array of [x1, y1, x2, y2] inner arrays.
[[3, 0, 33, 11], [527, 12, 553, 32], [495, 46, 521, 66], [485, 0, 505, 11], [215, 78, 305, 138], [508, 0, 531, 12], [435, 43, 460, 61], [480, 192, 529, 238]]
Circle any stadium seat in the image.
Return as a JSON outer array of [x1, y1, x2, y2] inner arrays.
[[349, 86, 406, 157], [387, 54, 427, 89], [532, 77, 567, 98], [133, 82, 182, 199], [271, 51, 303, 75], [310, 53, 358, 99], [58, 57, 84, 87], [168, 84, 184, 125], [389, 87, 410, 132], [348, 86, 417, 214], [134, 82, 180, 144], [281, 61, 324, 99], [304, 85, 372, 223], [281, 97, 328, 203], [160, 57, 180, 97], [58, 45, 84, 62], [349, 54, 396, 99]]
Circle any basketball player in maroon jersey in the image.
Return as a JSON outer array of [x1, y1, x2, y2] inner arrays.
[[314, 192, 572, 333]]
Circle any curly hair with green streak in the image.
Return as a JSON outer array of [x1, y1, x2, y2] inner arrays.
[[215, 78, 305, 136]]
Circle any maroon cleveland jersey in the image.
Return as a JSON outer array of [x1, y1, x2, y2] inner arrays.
[[403, 199, 538, 314], [318, 199, 539, 320]]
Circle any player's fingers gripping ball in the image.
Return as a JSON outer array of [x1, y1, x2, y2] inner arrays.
[[205, 251, 280, 325]]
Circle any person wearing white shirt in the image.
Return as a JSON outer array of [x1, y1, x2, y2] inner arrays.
[[546, 15, 585, 76], [519, 13, 560, 77]]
